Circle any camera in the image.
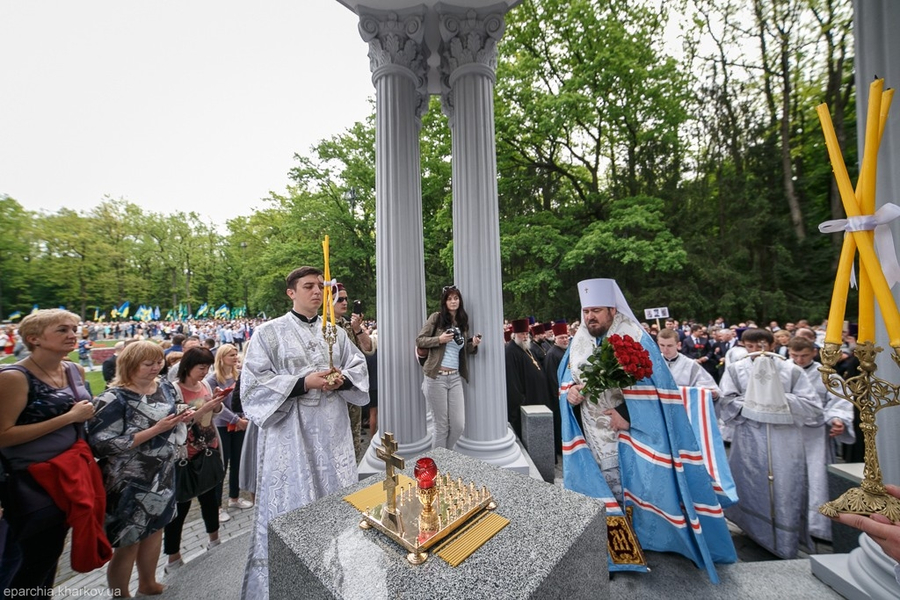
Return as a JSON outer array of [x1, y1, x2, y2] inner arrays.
[[446, 326, 465, 346], [353, 300, 363, 315]]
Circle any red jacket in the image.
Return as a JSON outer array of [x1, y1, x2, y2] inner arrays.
[[28, 438, 112, 572]]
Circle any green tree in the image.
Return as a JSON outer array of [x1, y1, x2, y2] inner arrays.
[[0, 196, 34, 317]]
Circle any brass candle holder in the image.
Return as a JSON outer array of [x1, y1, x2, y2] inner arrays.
[[417, 483, 438, 533], [359, 434, 498, 564], [819, 341, 900, 521], [322, 322, 341, 386]]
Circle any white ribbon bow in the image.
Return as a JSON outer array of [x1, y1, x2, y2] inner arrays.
[[818, 203, 900, 289], [325, 279, 339, 305]]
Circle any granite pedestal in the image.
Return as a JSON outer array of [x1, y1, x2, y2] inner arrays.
[[268, 447, 608, 600], [520, 405, 554, 483]]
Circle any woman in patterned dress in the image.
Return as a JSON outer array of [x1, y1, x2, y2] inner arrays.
[[87, 341, 194, 597]]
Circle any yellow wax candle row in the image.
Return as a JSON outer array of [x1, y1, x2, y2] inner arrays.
[[822, 86, 895, 345], [818, 80, 900, 347]]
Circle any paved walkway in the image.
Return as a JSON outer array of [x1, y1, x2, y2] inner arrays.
[[53, 490, 256, 598]]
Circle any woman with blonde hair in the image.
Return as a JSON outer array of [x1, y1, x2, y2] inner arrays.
[[0, 309, 98, 596], [205, 344, 251, 520], [773, 329, 792, 357], [87, 341, 194, 597]]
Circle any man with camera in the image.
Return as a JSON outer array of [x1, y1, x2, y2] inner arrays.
[[334, 283, 373, 461]]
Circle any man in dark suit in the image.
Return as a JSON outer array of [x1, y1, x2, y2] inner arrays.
[[710, 328, 736, 382], [681, 324, 717, 380]]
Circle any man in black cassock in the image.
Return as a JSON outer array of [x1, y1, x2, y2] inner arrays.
[[543, 321, 570, 458], [529, 323, 548, 362], [505, 318, 550, 438]]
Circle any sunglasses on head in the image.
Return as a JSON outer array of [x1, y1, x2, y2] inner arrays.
[[443, 285, 458, 293]]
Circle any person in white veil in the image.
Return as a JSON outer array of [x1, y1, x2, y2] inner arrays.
[[719, 328, 820, 558]]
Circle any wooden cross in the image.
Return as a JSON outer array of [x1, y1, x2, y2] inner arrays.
[[375, 432, 405, 515]]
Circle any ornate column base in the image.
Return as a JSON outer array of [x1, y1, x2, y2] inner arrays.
[[811, 534, 900, 600], [455, 429, 530, 474]]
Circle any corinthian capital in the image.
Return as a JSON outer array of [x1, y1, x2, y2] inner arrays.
[[437, 5, 505, 75], [358, 9, 428, 81], [436, 4, 506, 119]]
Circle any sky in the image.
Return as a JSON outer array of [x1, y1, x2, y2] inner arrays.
[[0, 1, 376, 227]]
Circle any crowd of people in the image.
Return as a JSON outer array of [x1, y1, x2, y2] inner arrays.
[[3, 270, 900, 597]]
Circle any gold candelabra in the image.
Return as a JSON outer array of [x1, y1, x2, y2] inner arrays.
[[322, 322, 341, 386], [819, 341, 900, 521]]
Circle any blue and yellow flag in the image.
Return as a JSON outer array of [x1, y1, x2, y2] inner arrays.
[[214, 304, 229, 319], [8, 311, 22, 321]]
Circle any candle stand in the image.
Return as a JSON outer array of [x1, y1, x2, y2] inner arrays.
[[819, 341, 900, 521], [322, 322, 341, 386]]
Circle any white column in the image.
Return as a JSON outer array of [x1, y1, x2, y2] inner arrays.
[[862, 0, 900, 490], [811, 2, 900, 597], [356, 8, 434, 475], [438, 5, 527, 472]]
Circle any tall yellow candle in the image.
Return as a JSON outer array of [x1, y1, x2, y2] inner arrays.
[[322, 236, 330, 325], [817, 103, 900, 347], [330, 287, 336, 327], [825, 235, 856, 345], [857, 79, 884, 342]]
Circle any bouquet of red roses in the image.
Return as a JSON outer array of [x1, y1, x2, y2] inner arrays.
[[580, 334, 653, 403]]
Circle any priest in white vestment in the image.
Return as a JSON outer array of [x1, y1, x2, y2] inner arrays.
[[239, 266, 369, 600], [656, 328, 720, 396], [787, 336, 854, 543], [719, 328, 820, 558]]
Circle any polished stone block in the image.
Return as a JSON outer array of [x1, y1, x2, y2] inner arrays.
[[268, 447, 608, 600], [520, 404, 554, 483]]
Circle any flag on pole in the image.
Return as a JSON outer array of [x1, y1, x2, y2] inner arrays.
[[8, 311, 22, 321], [117, 301, 130, 319], [196, 303, 209, 317], [214, 304, 229, 319], [31, 304, 39, 314]]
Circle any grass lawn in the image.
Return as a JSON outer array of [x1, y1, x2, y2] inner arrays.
[[1, 345, 111, 395]]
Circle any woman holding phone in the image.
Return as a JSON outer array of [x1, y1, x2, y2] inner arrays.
[[88, 341, 193, 597], [163, 348, 226, 573], [205, 343, 251, 521], [416, 285, 481, 449]]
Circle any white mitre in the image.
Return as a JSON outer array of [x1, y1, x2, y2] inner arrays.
[[577, 278, 638, 324]]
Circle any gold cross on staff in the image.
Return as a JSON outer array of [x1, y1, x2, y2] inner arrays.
[[376, 432, 405, 515]]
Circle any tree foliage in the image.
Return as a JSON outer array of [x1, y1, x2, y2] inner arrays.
[[1, 0, 857, 326]]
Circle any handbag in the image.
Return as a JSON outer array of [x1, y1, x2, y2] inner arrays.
[[415, 346, 428, 367], [415, 315, 439, 367], [174, 434, 225, 503]]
